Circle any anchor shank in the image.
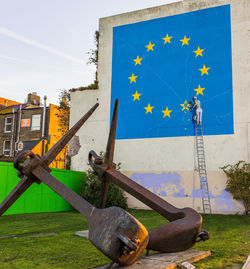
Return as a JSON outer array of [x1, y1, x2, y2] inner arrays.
[[41, 103, 99, 167], [32, 166, 95, 220], [99, 100, 119, 208], [0, 176, 33, 216], [105, 169, 184, 221]]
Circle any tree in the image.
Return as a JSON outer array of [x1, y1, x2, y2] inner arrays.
[[69, 30, 100, 93], [56, 89, 71, 136], [87, 30, 99, 88], [80, 152, 127, 209], [221, 161, 250, 215]]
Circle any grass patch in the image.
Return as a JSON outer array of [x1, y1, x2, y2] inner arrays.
[[0, 210, 249, 268]]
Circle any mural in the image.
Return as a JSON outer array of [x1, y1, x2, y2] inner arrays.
[[130, 172, 244, 213], [111, 5, 233, 139]]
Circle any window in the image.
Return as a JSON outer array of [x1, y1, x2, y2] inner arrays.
[[3, 141, 11, 156], [4, 117, 12, 133], [31, 114, 41, 131]]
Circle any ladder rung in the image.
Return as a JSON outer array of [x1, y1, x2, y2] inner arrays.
[[195, 128, 210, 214]]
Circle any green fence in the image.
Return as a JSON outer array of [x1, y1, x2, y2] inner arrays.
[[0, 162, 85, 215]]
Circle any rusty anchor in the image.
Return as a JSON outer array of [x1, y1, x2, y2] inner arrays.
[[0, 103, 149, 266], [89, 99, 210, 253]]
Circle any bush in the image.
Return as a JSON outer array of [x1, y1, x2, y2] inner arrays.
[[220, 161, 250, 215], [80, 154, 128, 210]]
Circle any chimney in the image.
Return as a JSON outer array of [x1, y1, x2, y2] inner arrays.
[[27, 92, 41, 106]]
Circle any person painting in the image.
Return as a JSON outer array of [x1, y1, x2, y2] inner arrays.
[[190, 96, 202, 125]]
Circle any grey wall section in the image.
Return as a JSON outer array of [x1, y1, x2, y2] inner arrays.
[[70, 0, 249, 214]]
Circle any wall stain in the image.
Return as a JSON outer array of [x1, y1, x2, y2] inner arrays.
[[130, 172, 244, 213]]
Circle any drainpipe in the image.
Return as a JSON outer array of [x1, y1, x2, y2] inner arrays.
[[41, 96, 47, 156], [16, 105, 22, 153], [42, 95, 47, 138], [10, 108, 15, 157]]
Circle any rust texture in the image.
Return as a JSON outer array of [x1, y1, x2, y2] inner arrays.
[[89, 99, 210, 253], [0, 99, 209, 266], [0, 103, 148, 266]]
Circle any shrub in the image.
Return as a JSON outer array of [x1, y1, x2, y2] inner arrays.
[[220, 161, 250, 215], [80, 154, 128, 210]]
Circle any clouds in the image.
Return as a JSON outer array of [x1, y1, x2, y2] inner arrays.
[[0, 54, 27, 62], [0, 26, 85, 65]]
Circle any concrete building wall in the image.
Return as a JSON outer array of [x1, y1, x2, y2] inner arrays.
[[70, 0, 249, 214]]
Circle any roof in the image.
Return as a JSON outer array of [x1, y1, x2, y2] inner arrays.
[[0, 103, 29, 114], [0, 97, 20, 107]]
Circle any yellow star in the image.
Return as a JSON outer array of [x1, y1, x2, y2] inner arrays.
[[180, 35, 190, 46], [133, 56, 143, 66], [144, 104, 154, 114], [162, 34, 172, 44], [180, 100, 190, 111], [162, 106, 172, 118], [199, 64, 210, 76], [132, 91, 141, 101], [194, 85, 205, 96], [128, 73, 138, 83], [145, 41, 155, 52], [193, 46, 204, 57]]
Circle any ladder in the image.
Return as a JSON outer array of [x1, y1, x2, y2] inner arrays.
[[195, 124, 211, 214]]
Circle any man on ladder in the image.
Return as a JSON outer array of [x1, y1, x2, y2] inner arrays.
[[190, 96, 202, 125]]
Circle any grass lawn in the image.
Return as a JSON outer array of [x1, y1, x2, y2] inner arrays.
[[0, 210, 249, 269]]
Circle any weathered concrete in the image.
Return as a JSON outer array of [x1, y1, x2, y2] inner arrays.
[[70, 0, 249, 214], [92, 249, 211, 268], [242, 255, 250, 269]]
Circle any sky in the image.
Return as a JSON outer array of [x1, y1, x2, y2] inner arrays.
[[0, 0, 180, 105]]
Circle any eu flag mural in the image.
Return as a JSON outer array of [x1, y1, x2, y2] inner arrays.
[[111, 5, 233, 139]]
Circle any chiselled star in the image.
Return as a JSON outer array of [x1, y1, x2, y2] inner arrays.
[[162, 34, 172, 44], [132, 91, 141, 101], [145, 42, 155, 52], [180, 100, 190, 111], [128, 73, 138, 83], [180, 35, 190, 46], [199, 64, 210, 76], [133, 56, 143, 66], [144, 104, 154, 114], [194, 85, 205, 96], [193, 46, 204, 57], [162, 107, 172, 118]]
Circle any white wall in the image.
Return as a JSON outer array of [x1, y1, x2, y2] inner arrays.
[[70, 0, 249, 214]]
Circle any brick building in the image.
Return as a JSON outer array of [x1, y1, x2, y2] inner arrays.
[[0, 93, 68, 168]]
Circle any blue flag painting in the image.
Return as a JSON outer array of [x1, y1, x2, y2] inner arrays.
[[110, 5, 233, 139]]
